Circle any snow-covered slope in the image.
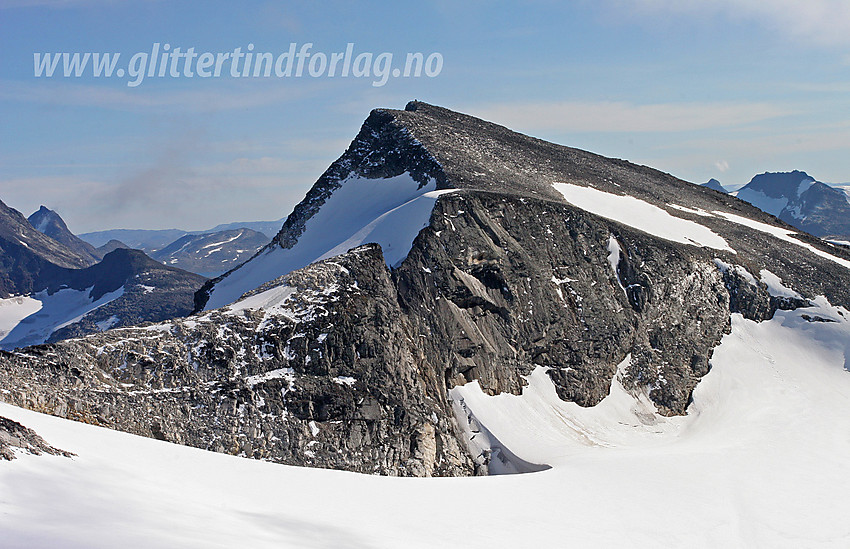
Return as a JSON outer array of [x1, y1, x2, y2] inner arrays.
[[2, 295, 848, 548], [552, 182, 733, 251], [0, 286, 124, 349], [203, 173, 454, 310], [0, 248, 205, 350]]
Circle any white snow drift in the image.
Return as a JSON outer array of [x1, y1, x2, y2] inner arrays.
[[204, 173, 456, 310], [714, 210, 850, 271], [552, 182, 734, 251]]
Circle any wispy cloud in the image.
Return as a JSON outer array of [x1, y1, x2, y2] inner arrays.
[[0, 79, 315, 113], [611, 0, 850, 46], [465, 100, 793, 134], [0, 0, 160, 8]]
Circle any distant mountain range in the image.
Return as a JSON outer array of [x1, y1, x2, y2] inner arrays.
[[151, 228, 269, 278], [702, 172, 850, 240], [77, 228, 187, 253], [0, 200, 205, 350], [78, 219, 284, 253]]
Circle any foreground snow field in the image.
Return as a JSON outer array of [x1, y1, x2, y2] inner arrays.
[[2, 299, 849, 548]]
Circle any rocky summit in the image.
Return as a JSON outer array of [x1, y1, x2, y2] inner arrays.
[[2, 102, 849, 476]]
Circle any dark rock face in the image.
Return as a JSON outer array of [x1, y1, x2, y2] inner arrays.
[[27, 205, 101, 265], [151, 228, 269, 277], [394, 192, 729, 415], [3, 102, 850, 476], [0, 415, 73, 461]]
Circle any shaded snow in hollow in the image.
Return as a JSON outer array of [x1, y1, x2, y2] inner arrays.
[[0, 286, 124, 350]]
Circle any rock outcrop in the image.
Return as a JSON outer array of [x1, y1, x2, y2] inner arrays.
[[0, 415, 73, 461]]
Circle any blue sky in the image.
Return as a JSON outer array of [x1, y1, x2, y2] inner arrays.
[[2, 0, 850, 232]]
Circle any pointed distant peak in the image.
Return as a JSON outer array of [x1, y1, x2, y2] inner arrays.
[[28, 204, 69, 231], [31, 205, 60, 218], [702, 178, 728, 193]]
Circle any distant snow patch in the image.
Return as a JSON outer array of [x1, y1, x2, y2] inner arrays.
[[606, 236, 627, 297], [0, 296, 42, 340], [797, 178, 815, 197], [245, 367, 295, 389], [95, 316, 121, 331], [552, 183, 734, 252], [668, 204, 714, 217], [714, 211, 850, 271], [713, 258, 757, 287]]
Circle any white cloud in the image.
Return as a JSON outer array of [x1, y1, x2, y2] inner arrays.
[[714, 160, 730, 172], [614, 0, 850, 46], [465, 100, 791, 134]]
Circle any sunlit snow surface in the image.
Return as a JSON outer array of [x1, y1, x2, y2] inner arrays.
[[552, 182, 734, 251], [714, 210, 850, 271], [2, 298, 850, 548], [204, 173, 456, 309]]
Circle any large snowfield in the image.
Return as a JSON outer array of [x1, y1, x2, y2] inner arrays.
[[2, 296, 849, 548]]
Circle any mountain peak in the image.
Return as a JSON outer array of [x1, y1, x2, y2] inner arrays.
[[200, 101, 850, 314], [744, 171, 814, 197], [736, 171, 850, 239], [702, 178, 728, 193], [27, 206, 100, 265]]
